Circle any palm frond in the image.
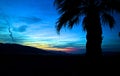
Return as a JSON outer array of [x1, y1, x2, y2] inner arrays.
[[56, 9, 81, 34], [68, 16, 80, 29], [54, 0, 73, 14], [101, 13, 115, 29], [54, 0, 84, 14], [82, 16, 88, 31], [108, 0, 120, 13], [54, 0, 65, 8], [99, 0, 120, 13], [56, 12, 68, 34], [55, 0, 85, 34]]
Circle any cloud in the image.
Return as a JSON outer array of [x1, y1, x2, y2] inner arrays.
[[52, 41, 84, 48], [0, 32, 30, 44], [18, 16, 41, 24], [13, 25, 28, 32], [17, 25, 28, 32]]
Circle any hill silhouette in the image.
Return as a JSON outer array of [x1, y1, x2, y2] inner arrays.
[[0, 43, 68, 55], [0, 43, 120, 74]]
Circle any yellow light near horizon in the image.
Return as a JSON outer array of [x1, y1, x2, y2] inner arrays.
[[23, 42, 49, 48], [22, 42, 75, 52]]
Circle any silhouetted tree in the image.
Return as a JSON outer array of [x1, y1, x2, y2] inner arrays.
[[54, 0, 120, 58]]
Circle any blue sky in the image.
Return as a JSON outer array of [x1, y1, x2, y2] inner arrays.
[[0, 0, 120, 54]]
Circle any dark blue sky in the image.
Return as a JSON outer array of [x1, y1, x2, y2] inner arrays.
[[0, 0, 120, 54]]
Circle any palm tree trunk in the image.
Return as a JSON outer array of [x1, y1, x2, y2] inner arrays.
[[86, 12, 103, 61]]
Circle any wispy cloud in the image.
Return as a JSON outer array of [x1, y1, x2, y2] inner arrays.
[[18, 16, 41, 24], [17, 25, 28, 32], [13, 25, 28, 32]]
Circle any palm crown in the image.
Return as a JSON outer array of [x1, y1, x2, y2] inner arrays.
[[54, 0, 120, 33], [54, 0, 120, 57]]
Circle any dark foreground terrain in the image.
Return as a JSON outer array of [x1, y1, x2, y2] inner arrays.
[[0, 43, 120, 75]]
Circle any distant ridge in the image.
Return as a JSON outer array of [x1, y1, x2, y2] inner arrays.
[[0, 43, 68, 55]]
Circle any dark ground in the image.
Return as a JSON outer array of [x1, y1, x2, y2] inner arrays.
[[0, 43, 120, 75]]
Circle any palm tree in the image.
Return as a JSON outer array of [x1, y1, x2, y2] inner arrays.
[[54, 0, 120, 58]]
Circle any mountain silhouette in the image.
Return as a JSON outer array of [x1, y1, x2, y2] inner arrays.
[[0, 43, 68, 55], [0, 43, 120, 75]]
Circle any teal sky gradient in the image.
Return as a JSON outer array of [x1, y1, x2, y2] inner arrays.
[[0, 0, 120, 54]]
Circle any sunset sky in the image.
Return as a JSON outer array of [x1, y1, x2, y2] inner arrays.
[[0, 0, 120, 54]]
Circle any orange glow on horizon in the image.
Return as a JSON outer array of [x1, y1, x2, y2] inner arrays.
[[22, 43, 77, 52]]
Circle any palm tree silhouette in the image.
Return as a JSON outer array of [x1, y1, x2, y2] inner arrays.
[[54, 0, 120, 58]]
